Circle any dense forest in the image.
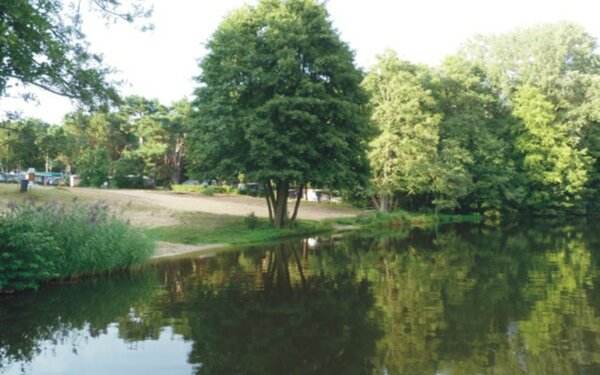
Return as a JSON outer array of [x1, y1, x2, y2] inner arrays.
[[2, 19, 600, 216]]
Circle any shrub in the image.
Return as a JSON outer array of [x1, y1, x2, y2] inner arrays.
[[0, 219, 60, 291], [0, 201, 155, 293], [171, 184, 238, 195], [77, 149, 111, 187], [202, 187, 215, 196], [244, 212, 259, 229], [113, 158, 145, 189]]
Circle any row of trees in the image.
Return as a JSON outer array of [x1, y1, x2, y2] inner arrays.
[[366, 22, 600, 216], [0, 97, 190, 188], [3, 0, 600, 221], [190, 0, 600, 220]]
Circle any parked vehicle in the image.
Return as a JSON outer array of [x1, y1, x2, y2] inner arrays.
[[0, 173, 19, 183]]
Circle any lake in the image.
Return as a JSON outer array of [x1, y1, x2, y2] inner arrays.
[[1, 220, 599, 374]]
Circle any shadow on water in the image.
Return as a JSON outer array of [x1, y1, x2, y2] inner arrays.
[[2, 218, 600, 374]]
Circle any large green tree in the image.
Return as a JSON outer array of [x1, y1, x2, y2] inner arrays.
[[512, 85, 592, 213], [190, 0, 371, 227], [433, 55, 518, 213], [363, 51, 440, 211]]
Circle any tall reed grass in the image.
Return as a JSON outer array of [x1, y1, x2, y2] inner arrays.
[[0, 200, 155, 292]]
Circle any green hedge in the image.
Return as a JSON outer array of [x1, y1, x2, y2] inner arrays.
[[0, 201, 155, 293], [172, 184, 238, 195]]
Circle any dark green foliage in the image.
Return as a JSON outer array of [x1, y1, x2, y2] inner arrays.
[[0, 218, 60, 291], [366, 23, 600, 216], [0, 118, 65, 172], [50, 97, 192, 189], [113, 157, 145, 189], [201, 187, 215, 196], [457, 22, 600, 215], [77, 148, 111, 187], [190, 0, 372, 227], [0, 201, 155, 293], [433, 56, 517, 213]]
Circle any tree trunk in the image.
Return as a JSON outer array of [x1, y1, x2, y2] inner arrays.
[[273, 180, 289, 228], [166, 136, 185, 185], [264, 181, 277, 225], [263, 179, 292, 228], [380, 194, 390, 212], [371, 197, 381, 210], [290, 183, 304, 222], [264, 183, 274, 224]]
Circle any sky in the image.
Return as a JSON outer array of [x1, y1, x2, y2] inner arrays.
[[2, 0, 600, 124]]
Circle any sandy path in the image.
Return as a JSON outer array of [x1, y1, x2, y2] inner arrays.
[[67, 187, 358, 221]]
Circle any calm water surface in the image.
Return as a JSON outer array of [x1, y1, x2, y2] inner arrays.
[[1, 220, 600, 374]]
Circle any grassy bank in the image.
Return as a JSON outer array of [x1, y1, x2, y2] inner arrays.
[[0, 185, 480, 263], [333, 209, 481, 229], [146, 211, 333, 246], [147, 209, 480, 247]]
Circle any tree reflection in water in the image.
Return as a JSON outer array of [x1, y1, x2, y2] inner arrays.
[[2, 221, 600, 374], [177, 242, 382, 375]]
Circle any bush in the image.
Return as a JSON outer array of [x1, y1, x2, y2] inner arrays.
[[171, 184, 238, 195], [244, 212, 259, 229], [0, 220, 60, 291], [113, 158, 148, 189], [0, 201, 155, 293], [77, 149, 111, 187]]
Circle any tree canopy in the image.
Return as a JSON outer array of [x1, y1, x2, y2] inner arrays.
[[190, 0, 371, 227], [364, 22, 600, 216], [2, 16, 600, 217]]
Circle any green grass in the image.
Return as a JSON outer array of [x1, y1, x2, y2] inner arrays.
[[147, 209, 480, 247], [0, 184, 76, 206], [332, 209, 481, 229], [146, 211, 332, 245]]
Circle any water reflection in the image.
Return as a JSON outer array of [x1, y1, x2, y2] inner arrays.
[[180, 243, 381, 374], [1, 220, 600, 374]]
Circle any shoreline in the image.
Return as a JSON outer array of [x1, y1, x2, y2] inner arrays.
[[148, 211, 480, 260], [152, 241, 227, 259]]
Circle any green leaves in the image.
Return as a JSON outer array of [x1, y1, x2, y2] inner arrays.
[[190, 0, 371, 225], [512, 85, 592, 213], [365, 23, 600, 215]]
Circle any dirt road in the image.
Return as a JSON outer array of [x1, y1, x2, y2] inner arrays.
[[67, 187, 358, 223]]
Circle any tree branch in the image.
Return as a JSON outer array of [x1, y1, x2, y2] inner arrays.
[[8, 74, 79, 100]]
